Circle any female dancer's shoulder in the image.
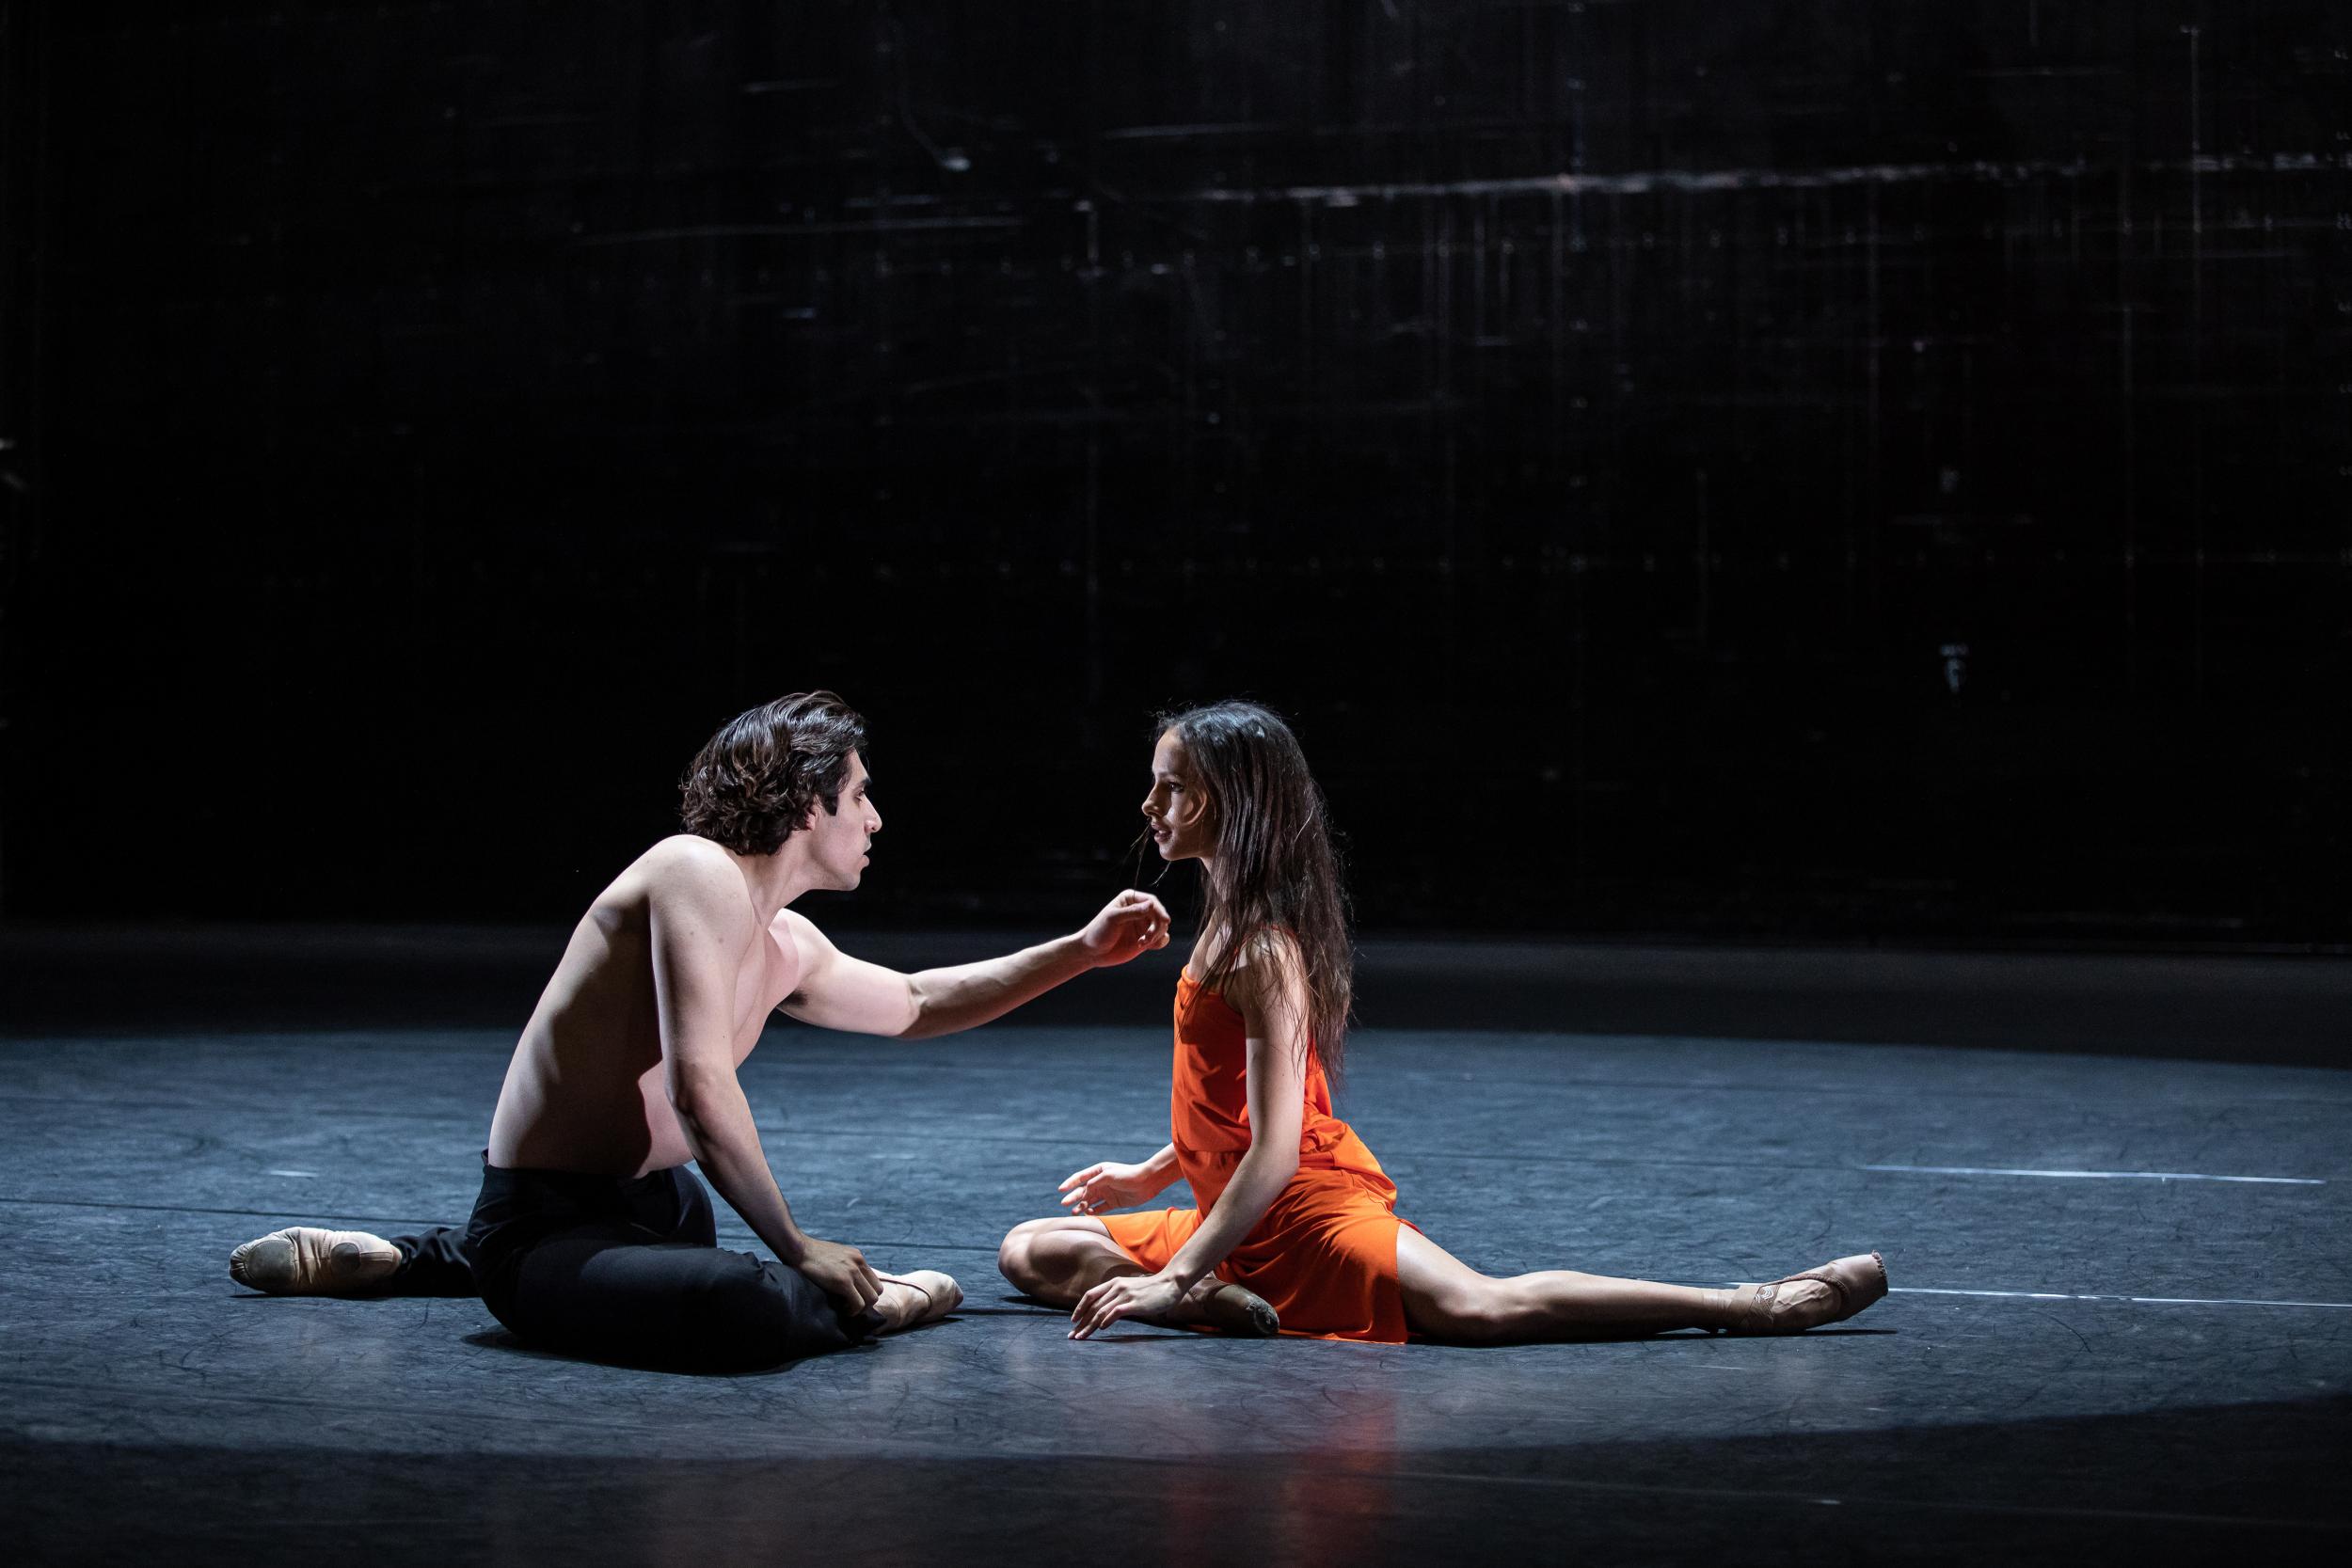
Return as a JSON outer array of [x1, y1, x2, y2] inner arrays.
[[1199, 925, 1310, 1027]]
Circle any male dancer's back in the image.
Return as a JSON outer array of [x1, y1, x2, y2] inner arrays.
[[230, 690, 1173, 1370]]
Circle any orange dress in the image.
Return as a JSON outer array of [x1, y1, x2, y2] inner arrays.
[[1099, 969, 1415, 1341]]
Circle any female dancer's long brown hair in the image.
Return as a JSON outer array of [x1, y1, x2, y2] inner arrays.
[[1153, 700, 1355, 1085]]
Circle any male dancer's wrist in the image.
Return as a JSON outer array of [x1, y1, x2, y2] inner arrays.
[[1056, 930, 1110, 972]]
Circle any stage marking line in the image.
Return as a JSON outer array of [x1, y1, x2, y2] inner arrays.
[[1894, 1287, 2352, 1309], [1862, 1164, 2324, 1184]]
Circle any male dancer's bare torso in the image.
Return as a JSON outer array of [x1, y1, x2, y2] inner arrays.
[[488, 837, 811, 1176]]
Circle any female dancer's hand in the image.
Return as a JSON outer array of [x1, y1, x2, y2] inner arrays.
[[1069, 1271, 1185, 1339], [1075, 889, 1172, 965], [1058, 1160, 1172, 1216]]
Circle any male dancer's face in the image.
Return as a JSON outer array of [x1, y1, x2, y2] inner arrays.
[[1141, 730, 1214, 863], [804, 751, 882, 890]]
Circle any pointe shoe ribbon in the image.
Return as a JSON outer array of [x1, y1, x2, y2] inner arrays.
[[1721, 1251, 1888, 1336], [872, 1270, 963, 1328], [873, 1271, 931, 1306]]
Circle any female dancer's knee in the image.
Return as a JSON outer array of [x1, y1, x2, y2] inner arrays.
[[996, 1218, 1057, 1294], [998, 1218, 1123, 1301]]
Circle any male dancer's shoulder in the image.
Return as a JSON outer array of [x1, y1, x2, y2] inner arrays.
[[639, 831, 733, 874], [636, 835, 758, 936]]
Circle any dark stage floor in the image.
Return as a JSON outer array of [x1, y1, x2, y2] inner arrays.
[[3, 931, 2348, 1564]]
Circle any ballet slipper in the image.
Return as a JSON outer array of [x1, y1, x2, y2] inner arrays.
[[1172, 1278, 1281, 1338], [873, 1270, 963, 1331], [1714, 1251, 1888, 1335], [229, 1227, 401, 1295]]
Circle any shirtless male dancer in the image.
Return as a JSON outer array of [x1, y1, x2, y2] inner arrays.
[[229, 690, 1177, 1370]]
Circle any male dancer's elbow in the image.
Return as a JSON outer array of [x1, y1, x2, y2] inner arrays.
[[662, 1059, 737, 1122], [891, 976, 937, 1040]]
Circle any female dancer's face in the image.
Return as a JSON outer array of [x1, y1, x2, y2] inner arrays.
[[1141, 729, 1215, 863]]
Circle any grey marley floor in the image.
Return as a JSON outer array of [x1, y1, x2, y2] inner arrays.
[[3, 930, 2348, 1565]]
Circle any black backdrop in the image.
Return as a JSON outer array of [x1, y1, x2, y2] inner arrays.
[[3, 2, 2345, 942]]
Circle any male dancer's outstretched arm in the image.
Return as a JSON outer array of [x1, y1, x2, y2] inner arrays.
[[775, 890, 1171, 1038]]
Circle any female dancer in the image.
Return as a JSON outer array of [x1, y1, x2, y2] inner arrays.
[[997, 701, 1887, 1343]]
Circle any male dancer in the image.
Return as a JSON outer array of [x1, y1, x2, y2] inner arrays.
[[230, 690, 1174, 1370]]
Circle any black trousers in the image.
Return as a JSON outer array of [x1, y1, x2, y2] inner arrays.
[[387, 1157, 880, 1371]]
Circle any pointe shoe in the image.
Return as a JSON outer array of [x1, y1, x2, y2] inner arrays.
[[1182, 1280, 1281, 1338], [873, 1270, 963, 1331], [229, 1227, 401, 1295], [1719, 1251, 1887, 1335]]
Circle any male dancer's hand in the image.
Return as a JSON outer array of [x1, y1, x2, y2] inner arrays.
[[794, 1236, 883, 1315], [1077, 890, 1173, 965]]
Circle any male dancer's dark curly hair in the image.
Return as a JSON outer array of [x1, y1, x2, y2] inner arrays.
[[1154, 700, 1356, 1086], [678, 691, 867, 856]]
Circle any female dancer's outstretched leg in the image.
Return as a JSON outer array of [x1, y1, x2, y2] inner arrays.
[[1396, 1228, 1886, 1342], [998, 1216, 1279, 1336]]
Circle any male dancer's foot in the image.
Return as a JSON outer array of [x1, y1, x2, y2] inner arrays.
[[872, 1270, 964, 1332], [230, 1227, 401, 1295], [1708, 1251, 1887, 1334]]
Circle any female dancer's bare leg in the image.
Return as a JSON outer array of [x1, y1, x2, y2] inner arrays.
[[997, 1216, 1280, 1335], [1395, 1227, 1886, 1342]]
